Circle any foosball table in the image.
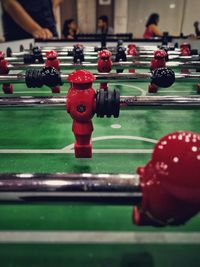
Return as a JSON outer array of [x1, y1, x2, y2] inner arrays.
[[0, 37, 199, 267]]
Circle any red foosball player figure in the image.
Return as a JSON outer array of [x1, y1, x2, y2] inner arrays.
[[133, 130, 200, 226], [149, 49, 167, 93], [45, 50, 61, 93], [66, 70, 96, 158], [180, 43, 191, 74], [0, 51, 13, 94], [180, 43, 191, 56], [127, 44, 137, 56], [127, 44, 138, 73], [97, 49, 112, 90]]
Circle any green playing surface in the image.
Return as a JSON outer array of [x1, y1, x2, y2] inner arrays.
[[0, 72, 200, 267]]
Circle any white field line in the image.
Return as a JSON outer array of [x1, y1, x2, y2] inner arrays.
[[0, 231, 199, 244], [112, 83, 146, 96], [0, 135, 157, 154]]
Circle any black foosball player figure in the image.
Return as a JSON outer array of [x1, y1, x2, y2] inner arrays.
[[115, 45, 127, 73], [0, 51, 13, 94], [24, 46, 44, 64], [73, 44, 85, 64], [32, 46, 44, 63]]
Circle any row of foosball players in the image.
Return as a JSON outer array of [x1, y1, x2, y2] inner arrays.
[[7, 41, 195, 63], [0, 42, 197, 94]]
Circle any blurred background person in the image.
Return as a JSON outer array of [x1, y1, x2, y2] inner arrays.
[[1, 0, 62, 41], [97, 15, 114, 34], [143, 13, 162, 39], [62, 18, 78, 39], [194, 21, 200, 36]]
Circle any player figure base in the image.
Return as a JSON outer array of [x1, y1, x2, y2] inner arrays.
[[129, 69, 135, 73], [148, 84, 158, 93], [3, 84, 13, 94], [51, 86, 60, 93], [74, 143, 92, 158], [197, 84, 200, 94]]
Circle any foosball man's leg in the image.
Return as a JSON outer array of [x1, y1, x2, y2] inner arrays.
[[66, 70, 96, 158], [73, 121, 93, 158], [133, 131, 200, 226], [45, 50, 61, 93], [0, 52, 13, 94], [97, 50, 112, 90], [148, 83, 158, 93], [197, 84, 200, 94], [2, 84, 13, 94], [181, 68, 190, 74]]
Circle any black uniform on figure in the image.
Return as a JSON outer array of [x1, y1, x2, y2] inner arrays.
[[2, 0, 58, 41]]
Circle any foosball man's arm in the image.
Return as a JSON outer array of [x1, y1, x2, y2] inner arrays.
[[133, 131, 200, 226], [24, 66, 176, 90]]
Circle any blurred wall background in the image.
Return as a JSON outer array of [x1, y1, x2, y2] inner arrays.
[[0, 0, 200, 40]]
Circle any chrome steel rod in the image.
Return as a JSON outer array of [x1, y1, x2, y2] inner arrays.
[[0, 96, 200, 108], [37, 45, 177, 51], [2, 71, 200, 84], [6, 55, 199, 64], [9, 49, 184, 57], [0, 72, 154, 84], [7, 60, 200, 71], [0, 173, 141, 204]]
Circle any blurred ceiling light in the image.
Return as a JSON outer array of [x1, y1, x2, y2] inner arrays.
[[169, 3, 176, 8]]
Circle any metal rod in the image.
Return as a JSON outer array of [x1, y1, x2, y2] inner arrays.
[[8, 49, 184, 57], [6, 54, 199, 64], [7, 60, 200, 72], [0, 72, 154, 84], [2, 71, 200, 84], [36, 45, 178, 52], [0, 96, 200, 108], [31, 45, 161, 51], [0, 173, 141, 204]]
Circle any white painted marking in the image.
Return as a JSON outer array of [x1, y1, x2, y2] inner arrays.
[[0, 149, 153, 154], [112, 83, 146, 96], [158, 91, 194, 93], [111, 124, 122, 129], [0, 231, 199, 244], [0, 91, 54, 94], [0, 135, 157, 154]]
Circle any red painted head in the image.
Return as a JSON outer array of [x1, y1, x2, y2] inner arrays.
[[133, 131, 200, 226], [180, 43, 190, 50], [98, 49, 112, 59], [68, 70, 96, 90], [128, 44, 136, 49], [141, 131, 200, 204], [46, 50, 58, 59], [154, 49, 167, 59], [0, 51, 5, 60]]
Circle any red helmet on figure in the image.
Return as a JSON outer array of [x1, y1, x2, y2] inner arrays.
[[0, 51, 5, 60], [133, 131, 200, 226], [46, 50, 58, 59], [98, 49, 112, 59], [154, 49, 167, 59]]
